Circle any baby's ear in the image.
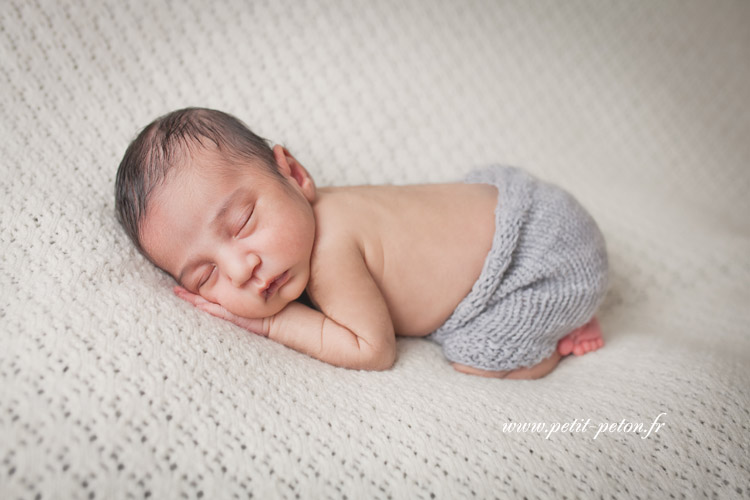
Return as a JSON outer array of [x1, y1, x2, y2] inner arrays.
[[273, 145, 316, 202]]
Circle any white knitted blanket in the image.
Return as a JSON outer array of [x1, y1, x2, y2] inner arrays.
[[2, 1, 748, 498]]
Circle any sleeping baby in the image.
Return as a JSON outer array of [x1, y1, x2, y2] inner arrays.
[[115, 107, 609, 379]]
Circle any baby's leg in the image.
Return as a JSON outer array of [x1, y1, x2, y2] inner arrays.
[[556, 317, 604, 356], [451, 351, 562, 380]]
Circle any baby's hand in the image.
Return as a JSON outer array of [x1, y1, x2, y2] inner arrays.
[[173, 286, 269, 337]]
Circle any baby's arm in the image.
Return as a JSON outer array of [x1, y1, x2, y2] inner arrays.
[[271, 238, 396, 370], [175, 241, 396, 371]]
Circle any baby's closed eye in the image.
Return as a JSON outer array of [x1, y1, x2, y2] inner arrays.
[[234, 206, 254, 238], [197, 265, 217, 291]]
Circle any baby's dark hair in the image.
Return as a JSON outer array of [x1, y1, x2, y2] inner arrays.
[[115, 107, 278, 255]]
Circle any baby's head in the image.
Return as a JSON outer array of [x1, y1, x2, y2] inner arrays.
[[115, 107, 317, 318]]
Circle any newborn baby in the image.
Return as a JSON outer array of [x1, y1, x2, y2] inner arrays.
[[115, 107, 608, 379]]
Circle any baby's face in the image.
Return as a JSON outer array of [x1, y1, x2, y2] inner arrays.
[[140, 147, 316, 319]]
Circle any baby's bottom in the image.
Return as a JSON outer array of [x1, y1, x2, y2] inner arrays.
[[451, 317, 604, 379]]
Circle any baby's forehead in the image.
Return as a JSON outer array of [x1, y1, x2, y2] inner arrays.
[[161, 148, 238, 189], [148, 147, 273, 217]]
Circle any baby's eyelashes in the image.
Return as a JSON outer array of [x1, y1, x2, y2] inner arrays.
[[197, 265, 217, 291], [234, 207, 254, 238]]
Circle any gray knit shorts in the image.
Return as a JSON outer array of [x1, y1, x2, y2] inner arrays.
[[426, 165, 609, 371]]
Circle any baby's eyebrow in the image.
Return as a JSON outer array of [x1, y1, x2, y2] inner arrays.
[[176, 187, 246, 286]]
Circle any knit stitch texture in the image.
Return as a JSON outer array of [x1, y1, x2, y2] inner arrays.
[[427, 165, 608, 370]]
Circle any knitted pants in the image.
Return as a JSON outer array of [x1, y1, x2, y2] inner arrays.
[[426, 165, 609, 371]]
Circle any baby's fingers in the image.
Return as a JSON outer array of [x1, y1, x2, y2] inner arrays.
[[196, 301, 234, 322], [173, 286, 228, 320], [173, 286, 209, 307], [173, 286, 267, 336], [196, 302, 267, 336]]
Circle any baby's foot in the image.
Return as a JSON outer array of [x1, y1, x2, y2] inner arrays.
[[557, 317, 604, 356]]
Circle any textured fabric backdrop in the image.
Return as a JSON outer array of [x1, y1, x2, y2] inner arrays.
[[2, 0, 749, 498]]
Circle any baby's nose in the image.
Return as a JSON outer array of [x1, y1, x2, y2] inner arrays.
[[222, 248, 259, 288]]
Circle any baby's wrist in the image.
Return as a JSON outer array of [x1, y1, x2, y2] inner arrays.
[[261, 316, 272, 337], [266, 301, 314, 344]]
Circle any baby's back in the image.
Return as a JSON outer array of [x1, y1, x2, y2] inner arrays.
[[313, 182, 497, 335]]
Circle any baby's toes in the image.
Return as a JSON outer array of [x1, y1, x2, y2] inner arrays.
[[572, 340, 591, 356]]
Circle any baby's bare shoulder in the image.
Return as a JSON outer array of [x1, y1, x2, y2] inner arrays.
[[311, 187, 364, 249], [305, 189, 380, 310], [308, 188, 364, 275]]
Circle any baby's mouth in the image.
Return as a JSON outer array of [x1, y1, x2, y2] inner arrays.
[[263, 271, 290, 299]]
